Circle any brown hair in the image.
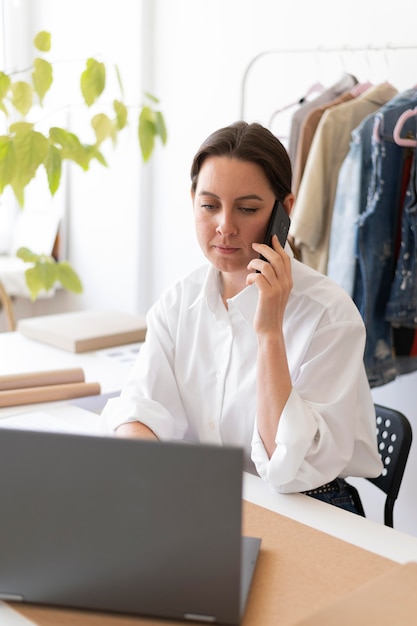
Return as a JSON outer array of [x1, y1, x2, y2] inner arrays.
[[190, 121, 292, 200]]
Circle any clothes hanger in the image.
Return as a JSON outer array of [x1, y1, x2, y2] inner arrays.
[[268, 49, 327, 128], [369, 48, 400, 145], [268, 82, 325, 127], [373, 107, 417, 147], [372, 109, 417, 147], [392, 107, 417, 147]]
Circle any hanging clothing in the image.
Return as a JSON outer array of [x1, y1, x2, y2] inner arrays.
[[290, 82, 399, 275], [287, 73, 358, 166], [353, 88, 417, 387], [386, 128, 417, 326], [292, 90, 356, 195], [387, 139, 417, 376], [327, 111, 384, 296], [393, 327, 417, 376]]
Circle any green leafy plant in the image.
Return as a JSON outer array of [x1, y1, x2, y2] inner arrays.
[[17, 247, 83, 301], [0, 30, 167, 300]]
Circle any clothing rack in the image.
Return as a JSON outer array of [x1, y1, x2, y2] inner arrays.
[[240, 44, 417, 120], [243, 45, 417, 389]]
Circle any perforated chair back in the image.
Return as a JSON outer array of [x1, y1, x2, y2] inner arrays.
[[367, 404, 413, 528]]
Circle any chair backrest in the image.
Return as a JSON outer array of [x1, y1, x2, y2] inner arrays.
[[367, 404, 413, 527]]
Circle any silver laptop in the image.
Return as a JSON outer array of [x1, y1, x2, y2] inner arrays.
[[0, 428, 261, 624]]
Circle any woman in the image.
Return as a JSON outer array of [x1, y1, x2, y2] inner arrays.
[[102, 121, 382, 514]]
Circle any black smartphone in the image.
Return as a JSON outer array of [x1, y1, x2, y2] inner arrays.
[[260, 200, 291, 262]]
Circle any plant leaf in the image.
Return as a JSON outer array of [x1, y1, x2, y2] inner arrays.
[[10, 125, 48, 204], [25, 261, 58, 300], [0, 135, 16, 193], [18, 246, 83, 298], [36, 260, 58, 290], [49, 126, 91, 170], [45, 144, 62, 195], [16, 247, 39, 263], [138, 106, 156, 162], [0, 72, 10, 114], [34, 31, 51, 52], [0, 72, 11, 99], [24, 266, 45, 300], [57, 261, 83, 293], [86, 144, 108, 166], [32, 58, 53, 103], [144, 92, 159, 104], [80, 58, 106, 107], [11, 82, 33, 116], [113, 99, 127, 130], [114, 64, 124, 98], [155, 111, 167, 144], [91, 113, 115, 146]]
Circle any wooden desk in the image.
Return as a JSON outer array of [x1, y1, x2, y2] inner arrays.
[[243, 472, 417, 564], [7, 499, 395, 626], [1, 331, 417, 624]]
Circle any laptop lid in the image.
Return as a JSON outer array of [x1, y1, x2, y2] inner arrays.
[[0, 428, 260, 625]]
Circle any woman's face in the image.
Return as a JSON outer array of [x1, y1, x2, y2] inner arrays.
[[192, 156, 276, 278]]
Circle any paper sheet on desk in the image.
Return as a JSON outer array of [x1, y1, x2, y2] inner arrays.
[[0, 404, 103, 435]]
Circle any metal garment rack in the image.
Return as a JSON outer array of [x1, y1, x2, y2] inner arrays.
[[240, 44, 417, 120]]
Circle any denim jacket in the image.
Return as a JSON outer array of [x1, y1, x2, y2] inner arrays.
[[385, 118, 417, 327], [327, 112, 376, 296], [353, 88, 417, 387]]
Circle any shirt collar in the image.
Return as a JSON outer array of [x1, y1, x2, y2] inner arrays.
[[189, 265, 220, 313], [229, 283, 258, 324], [189, 264, 257, 324], [189, 242, 294, 321]]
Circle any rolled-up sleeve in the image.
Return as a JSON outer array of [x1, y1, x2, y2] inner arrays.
[[101, 298, 189, 441], [251, 317, 382, 492]]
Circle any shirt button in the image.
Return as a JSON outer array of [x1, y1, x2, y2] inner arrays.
[[209, 421, 215, 430], [215, 371, 221, 379]]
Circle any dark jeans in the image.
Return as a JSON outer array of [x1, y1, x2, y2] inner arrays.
[[304, 478, 365, 516]]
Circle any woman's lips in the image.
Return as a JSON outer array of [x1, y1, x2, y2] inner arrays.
[[214, 245, 239, 255]]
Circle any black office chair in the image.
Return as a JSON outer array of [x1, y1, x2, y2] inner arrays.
[[349, 404, 413, 528]]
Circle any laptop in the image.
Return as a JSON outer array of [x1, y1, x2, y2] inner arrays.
[[0, 428, 261, 624]]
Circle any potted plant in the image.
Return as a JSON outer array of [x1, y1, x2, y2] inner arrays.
[[0, 30, 167, 300]]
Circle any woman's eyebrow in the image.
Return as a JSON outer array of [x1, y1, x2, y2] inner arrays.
[[235, 194, 264, 201], [198, 190, 220, 199], [198, 191, 264, 201]]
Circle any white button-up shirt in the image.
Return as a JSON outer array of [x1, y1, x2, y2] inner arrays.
[[102, 252, 382, 492]]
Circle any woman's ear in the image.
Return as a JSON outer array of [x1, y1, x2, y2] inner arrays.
[[282, 193, 295, 216]]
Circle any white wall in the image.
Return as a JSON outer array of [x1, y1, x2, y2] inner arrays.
[[3, 0, 417, 316], [146, 0, 417, 305], [1, 0, 147, 320], [2, 0, 417, 536]]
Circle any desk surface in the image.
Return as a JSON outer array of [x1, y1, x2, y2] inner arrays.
[[243, 472, 417, 564], [6, 500, 399, 626], [1, 331, 417, 625], [0, 331, 136, 418]]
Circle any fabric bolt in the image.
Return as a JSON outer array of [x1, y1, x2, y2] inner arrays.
[[102, 246, 382, 494], [290, 82, 399, 275]]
